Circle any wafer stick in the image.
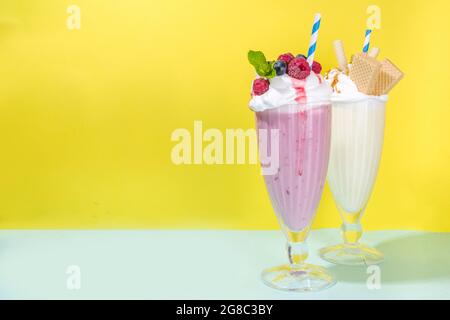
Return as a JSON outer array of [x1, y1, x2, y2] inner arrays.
[[368, 47, 380, 58], [333, 40, 348, 73]]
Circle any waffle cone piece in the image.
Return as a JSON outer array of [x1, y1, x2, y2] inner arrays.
[[371, 59, 404, 95], [349, 53, 382, 94]]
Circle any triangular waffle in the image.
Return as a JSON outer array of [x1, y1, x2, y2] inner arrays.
[[349, 53, 382, 95], [371, 59, 404, 95]]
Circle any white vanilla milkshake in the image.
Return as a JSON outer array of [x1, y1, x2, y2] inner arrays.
[[325, 69, 387, 214], [320, 37, 403, 267]]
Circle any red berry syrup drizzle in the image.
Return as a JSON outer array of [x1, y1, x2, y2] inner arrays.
[[296, 110, 307, 176], [294, 73, 324, 177], [290, 77, 308, 176], [292, 78, 307, 104]]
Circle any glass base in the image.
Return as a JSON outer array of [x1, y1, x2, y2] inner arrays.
[[261, 263, 336, 292], [319, 243, 384, 266]]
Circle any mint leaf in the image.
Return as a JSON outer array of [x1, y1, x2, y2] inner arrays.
[[248, 50, 266, 67], [248, 50, 272, 77], [265, 61, 277, 79]]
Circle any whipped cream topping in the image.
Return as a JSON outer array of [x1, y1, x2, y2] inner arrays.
[[325, 68, 388, 103], [249, 73, 332, 112]]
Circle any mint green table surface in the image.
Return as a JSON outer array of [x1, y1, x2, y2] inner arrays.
[[0, 230, 448, 299]]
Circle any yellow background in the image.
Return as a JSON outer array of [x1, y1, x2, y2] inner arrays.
[[0, 0, 449, 230]]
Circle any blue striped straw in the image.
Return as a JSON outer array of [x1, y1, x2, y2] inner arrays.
[[363, 29, 372, 53], [307, 13, 322, 68]]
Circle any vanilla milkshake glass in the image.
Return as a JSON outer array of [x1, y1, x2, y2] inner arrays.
[[251, 74, 335, 291], [320, 70, 387, 265]]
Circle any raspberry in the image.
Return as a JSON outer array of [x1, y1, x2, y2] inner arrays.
[[252, 78, 270, 96], [288, 58, 310, 80], [277, 53, 295, 64], [312, 61, 322, 74]]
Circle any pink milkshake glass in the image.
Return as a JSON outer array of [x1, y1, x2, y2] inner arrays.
[[256, 101, 335, 291]]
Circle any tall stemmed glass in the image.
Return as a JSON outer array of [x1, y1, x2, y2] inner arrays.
[[256, 102, 335, 291], [320, 97, 386, 266]]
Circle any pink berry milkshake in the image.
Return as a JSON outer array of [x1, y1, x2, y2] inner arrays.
[[248, 49, 335, 291], [256, 103, 331, 232], [249, 53, 332, 233]]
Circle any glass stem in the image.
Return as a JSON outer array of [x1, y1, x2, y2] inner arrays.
[[341, 221, 362, 245], [287, 241, 308, 267]]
